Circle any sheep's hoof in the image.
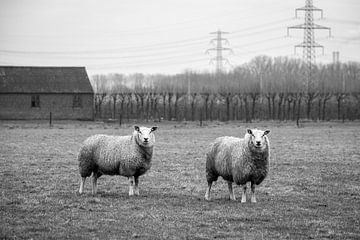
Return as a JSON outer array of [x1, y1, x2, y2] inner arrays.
[[241, 197, 247, 203], [251, 198, 257, 203]]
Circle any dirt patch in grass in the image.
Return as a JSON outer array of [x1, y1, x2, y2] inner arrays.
[[1, 121, 360, 239]]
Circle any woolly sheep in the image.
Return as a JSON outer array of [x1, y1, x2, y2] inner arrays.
[[78, 126, 158, 196], [204, 128, 270, 203]]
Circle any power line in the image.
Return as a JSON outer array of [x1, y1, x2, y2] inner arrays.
[[232, 18, 292, 34], [324, 18, 360, 25], [0, 36, 209, 55], [232, 36, 285, 49]]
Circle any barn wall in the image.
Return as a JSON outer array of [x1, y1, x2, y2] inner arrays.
[[0, 93, 94, 120]]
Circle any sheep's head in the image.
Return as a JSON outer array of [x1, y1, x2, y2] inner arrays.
[[134, 126, 157, 147], [246, 128, 270, 151]]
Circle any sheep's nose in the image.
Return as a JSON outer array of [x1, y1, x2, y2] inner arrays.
[[144, 138, 149, 142], [256, 141, 261, 146]]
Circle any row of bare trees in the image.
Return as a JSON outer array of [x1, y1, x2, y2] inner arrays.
[[95, 91, 360, 122], [90, 56, 360, 122]]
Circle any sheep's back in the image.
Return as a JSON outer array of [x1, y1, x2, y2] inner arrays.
[[207, 136, 242, 182], [79, 134, 137, 175], [78, 134, 108, 175]]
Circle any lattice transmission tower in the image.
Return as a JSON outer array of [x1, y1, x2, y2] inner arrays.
[[287, 0, 331, 92], [206, 29, 232, 73]]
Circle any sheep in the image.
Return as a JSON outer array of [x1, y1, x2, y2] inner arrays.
[[78, 126, 157, 196], [204, 128, 270, 203]]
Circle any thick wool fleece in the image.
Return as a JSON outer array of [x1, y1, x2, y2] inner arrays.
[[206, 133, 270, 186], [78, 131, 154, 178]]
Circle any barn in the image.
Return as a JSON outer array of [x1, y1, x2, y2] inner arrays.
[[0, 66, 94, 120]]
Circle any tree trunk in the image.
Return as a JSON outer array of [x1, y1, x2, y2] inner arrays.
[[130, 93, 134, 118], [292, 97, 297, 121], [226, 93, 231, 121], [126, 95, 131, 122], [153, 94, 160, 122], [150, 93, 155, 120], [140, 94, 145, 120], [232, 96, 238, 120], [184, 94, 188, 121], [286, 93, 293, 121], [306, 92, 318, 120], [317, 94, 322, 121], [271, 94, 276, 120], [191, 93, 197, 121], [120, 94, 125, 121], [336, 93, 345, 120], [322, 93, 332, 121], [354, 93, 360, 120], [168, 92, 173, 121], [97, 93, 106, 119], [239, 95, 244, 121], [209, 97, 214, 121], [134, 94, 140, 120], [204, 94, 210, 121], [243, 94, 250, 123], [278, 93, 284, 120], [265, 94, 271, 120], [112, 94, 117, 119], [296, 93, 303, 127], [174, 93, 180, 121], [250, 93, 259, 120], [145, 93, 150, 122], [162, 93, 166, 120]]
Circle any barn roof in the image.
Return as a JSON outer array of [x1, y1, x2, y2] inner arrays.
[[0, 66, 94, 94]]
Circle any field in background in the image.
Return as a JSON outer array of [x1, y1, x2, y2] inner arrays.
[[1, 120, 360, 239]]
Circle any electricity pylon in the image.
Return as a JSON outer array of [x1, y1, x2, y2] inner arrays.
[[287, 0, 331, 93], [206, 29, 233, 73]]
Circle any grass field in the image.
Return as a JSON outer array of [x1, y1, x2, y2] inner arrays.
[[1, 120, 360, 239]]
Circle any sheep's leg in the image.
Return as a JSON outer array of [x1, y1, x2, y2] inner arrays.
[[92, 174, 98, 195], [250, 182, 257, 203], [241, 185, 247, 203], [128, 176, 135, 196], [205, 182, 212, 201], [134, 176, 140, 196], [227, 181, 236, 201], [79, 177, 86, 194]]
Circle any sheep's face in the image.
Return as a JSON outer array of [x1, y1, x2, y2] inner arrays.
[[246, 128, 270, 151], [134, 126, 157, 147]]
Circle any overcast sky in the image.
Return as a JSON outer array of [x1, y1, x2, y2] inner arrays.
[[0, 0, 359, 75]]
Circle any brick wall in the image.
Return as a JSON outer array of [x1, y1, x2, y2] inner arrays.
[[0, 93, 94, 120]]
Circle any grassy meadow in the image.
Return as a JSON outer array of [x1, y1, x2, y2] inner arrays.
[[1, 120, 360, 239]]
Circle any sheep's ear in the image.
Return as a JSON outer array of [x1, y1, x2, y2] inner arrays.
[[151, 126, 158, 132], [264, 130, 270, 135], [247, 129, 253, 135], [134, 126, 140, 132]]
